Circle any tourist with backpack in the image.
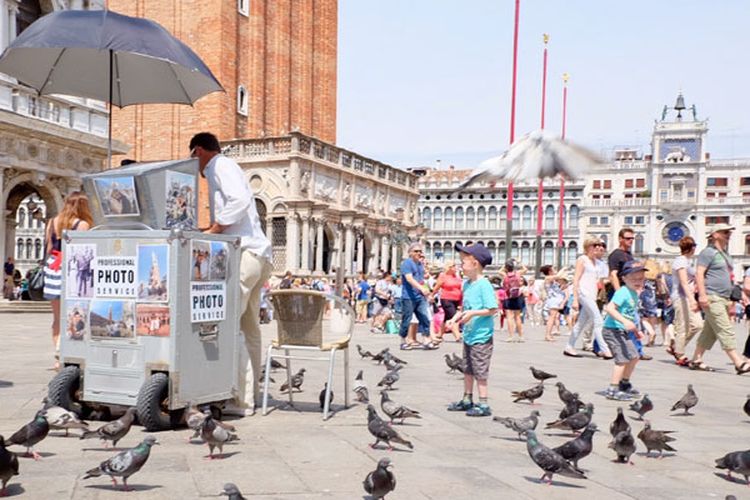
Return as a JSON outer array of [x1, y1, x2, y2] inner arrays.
[[500, 259, 526, 342]]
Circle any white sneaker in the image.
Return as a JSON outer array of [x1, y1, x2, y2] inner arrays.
[[223, 402, 255, 417]]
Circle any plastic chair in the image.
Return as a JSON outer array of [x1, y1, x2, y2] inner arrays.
[[262, 289, 355, 420]]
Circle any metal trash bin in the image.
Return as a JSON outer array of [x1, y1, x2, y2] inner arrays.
[[47, 159, 244, 431]]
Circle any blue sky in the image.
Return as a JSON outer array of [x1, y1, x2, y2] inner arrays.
[[138, 244, 168, 284], [338, 1, 750, 169]]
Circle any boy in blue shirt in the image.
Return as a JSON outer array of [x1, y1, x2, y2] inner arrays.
[[601, 261, 648, 401], [446, 243, 498, 417]]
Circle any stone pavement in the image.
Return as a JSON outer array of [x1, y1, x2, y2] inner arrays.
[[1, 313, 749, 499]]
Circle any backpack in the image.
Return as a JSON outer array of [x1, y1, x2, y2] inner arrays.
[[28, 267, 44, 301], [504, 272, 522, 299]]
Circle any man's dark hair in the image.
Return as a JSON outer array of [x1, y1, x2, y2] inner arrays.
[[618, 227, 634, 238], [120, 158, 137, 166], [189, 132, 221, 152]]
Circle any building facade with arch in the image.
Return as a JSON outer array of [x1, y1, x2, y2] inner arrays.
[[222, 132, 420, 277]]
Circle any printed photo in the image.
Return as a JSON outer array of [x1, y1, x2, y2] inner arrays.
[[65, 301, 89, 341], [165, 171, 197, 229], [209, 241, 228, 281], [94, 176, 139, 216], [136, 304, 170, 337], [65, 244, 96, 299], [137, 244, 169, 302], [191, 240, 211, 281], [89, 300, 135, 339]]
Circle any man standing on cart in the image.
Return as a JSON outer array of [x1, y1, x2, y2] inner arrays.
[[190, 132, 273, 417]]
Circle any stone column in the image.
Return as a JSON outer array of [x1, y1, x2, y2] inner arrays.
[[0, 3, 8, 54], [344, 225, 354, 275], [356, 231, 364, 275], [300, 215, 310, 274], [370, 235, 381, 275], [380, 236, 389, 271], [391, 244, 398, 274], [0, 168, 5, 298], [285, 214, 299, 272], [314, 219, 324, 273], [330, 225, 341, 274], [289, 159, 301, 197]]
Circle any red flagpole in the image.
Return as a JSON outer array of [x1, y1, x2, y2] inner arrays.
[[536, 34, 549, 273], [557, 73, 569, 269], [505, 0, 520, 261]]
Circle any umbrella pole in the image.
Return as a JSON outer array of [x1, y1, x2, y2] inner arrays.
[[556, 74, 569, 269], [505, 0, 521, 262], [536, 34, 549, 277], [107, 49, 113, 170]]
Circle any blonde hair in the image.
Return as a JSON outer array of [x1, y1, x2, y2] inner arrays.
[[660, 260, 672, 274], [56, 191, 93, 232], [583, 236, 602, 251]]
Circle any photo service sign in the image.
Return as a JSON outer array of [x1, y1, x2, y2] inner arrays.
[[190, 281, 226, 323], [94, 256, 137, 298]]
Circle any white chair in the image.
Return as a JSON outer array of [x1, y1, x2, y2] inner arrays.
[[261, 289, 354, 420]]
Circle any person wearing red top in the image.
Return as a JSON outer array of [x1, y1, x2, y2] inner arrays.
[[432, 261, 463, 342]]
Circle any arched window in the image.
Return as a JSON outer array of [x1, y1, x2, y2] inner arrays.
[[511, 241, 519, 260], [600, 234, 608, 248], [466, 207, 475, 230], [424, 241, 432, 261], [499, 206, 507, 223], [433, 207, 442, 230], [16, 239, 23, 259], [25, 238, 32, 259], [522, 205, 532, 230], [34, 239, 42, 260], [569, 205, 579, 229], [443, 242, 453, 262], [237, 85, 248, 115], [477, 206, 487, 229], [455, 207, 464, 230], [498, 241, 506, 260], [487, 241, 496, 263], [444, 207, 454, 230], [512, 206, 520, 227], [17, 208, 26, 227], [560, 205, 567, 229], [488, 206, 498, 229], [521, 241, 531, 265], [545, 205, 555, 230], [422, 207, 431, 229], [543, 241, 554, 265], [635, 233, 644, 255], [567, 241, 578, 267]]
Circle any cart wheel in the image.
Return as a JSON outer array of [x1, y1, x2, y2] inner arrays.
[[47, 365, 91, 418], [136, 373, 181, 431]]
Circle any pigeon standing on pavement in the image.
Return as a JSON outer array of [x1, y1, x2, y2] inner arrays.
[[377, 365, 402, 391], [319, 383, 334, 410], [558, 393, 585, 420], [546, 403, 594, 435], [556, 382, 577, 406], [185, 403, 235, 443], [82, 435, 158, 491], [80, 407, 136, 449], [383, 357, 403, 371], [451, 353, 467, 372], [269, 359, 286, 370], [444, 354, 461, 374], [280, 368, 306, 393], [530, 366, 557, 382], [354, 370, 369, 403], [629, 394, 654, 420], [220, 482, 246, 500], [382, 351, 407, 366], [366, 405, 413, 451], [7, 410, 49, 460], [357, 344, 373, 359], [0, 436, 19, 496], [552, 423, 598, 471], [525, 430, 586, 485], [371, 348, 390, 364], [511, 383, 544, 404], [380, 391, 421, 424], [201, 411, 239, 459], [363, 457, 396, 499], [637, 422, 677, 458], [493, 410, 540, 440], [715, 450, 750, 485], [609, 408, 631, 437], [609, 430, 637, 464], [41, 400, 89, 437], [671, 384, 698, 415]]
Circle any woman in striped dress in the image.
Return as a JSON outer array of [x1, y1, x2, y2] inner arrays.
[[44, 192, 92, 370]]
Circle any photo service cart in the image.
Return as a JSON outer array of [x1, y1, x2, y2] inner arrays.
[[47, 159, 243, 431]]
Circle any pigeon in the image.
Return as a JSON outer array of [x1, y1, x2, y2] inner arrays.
[[258, 367, 275, 384], [185, 403, 235, 442], [493, 410, 540, 440], [715, 450, 750, 485], [319, 383, 334, 410], [357, 344, 373, 359], [363, 457, 396, 499], [609, 408, 631, 437], [637, 422, 677, 458], [556, 382, 576, 405], [82, 435, 158, 491], [366, 404, 413, 450], [380, 391, 421, 424], [382, 351, 407, 366], [269, 358, 286, 370], [525, 430, 586, 485], [609, 429, 637, 464], [744, 395, 750, 419], [371, 348, 390, 364], [511, 383, 544, 404], [200, 411, 239, 459], [80, 407, 136, 448], [629, 394, 654, 420], [0, 435, 19, 496], [280, 368, 306, 393], [558, 393, 585, 420], [451, 353, 467, 370], [354, 370, 369, 403], [377, 365, 402, 391], [546, 403, 594, 434], [42, 400, 89, 437], [7, 410, 49, 460], [444, 354, 461, 373], [552, 423, 598, 471], [383, 357, 403, 371], [530, 366, 557, 382], [220, 482, 246, 500], [671, 384, 698, 415]]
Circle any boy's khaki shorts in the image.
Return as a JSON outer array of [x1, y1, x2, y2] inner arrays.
[[463, 339, 493, 380]]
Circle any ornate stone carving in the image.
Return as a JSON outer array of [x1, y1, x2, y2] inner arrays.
[[300, 169, 311, 194], [355, 185, 374, 209], [342, 182, 352, 204], [389, 194, 406, 216], [314, 172, 338, 202], [375, 191, 386, 213]]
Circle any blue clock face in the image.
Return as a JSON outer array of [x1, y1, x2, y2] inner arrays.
[[662, 222, 688, 246]]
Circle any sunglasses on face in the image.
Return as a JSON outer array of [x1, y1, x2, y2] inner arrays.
[[623, 237, 635, 241], [593, 243, 605, 248]]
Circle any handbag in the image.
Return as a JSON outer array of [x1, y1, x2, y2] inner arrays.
[[28, 267, 45, 301], [730, 284, 743, 302]]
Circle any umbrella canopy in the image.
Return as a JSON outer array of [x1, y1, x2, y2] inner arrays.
[[459, 130, 603, 189], [0, 9, 223, 107]]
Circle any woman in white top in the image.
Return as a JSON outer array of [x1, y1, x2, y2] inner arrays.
[[565, 237, 613, 358], [668, 236, 702, 365]]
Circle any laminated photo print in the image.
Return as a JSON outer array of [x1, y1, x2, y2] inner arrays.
[[89, 300, 135, 339], [94, 176, 140, 217], [191, 240, 211, 281], [65, 244, 96, 299], [65, 300, 89, 341], [165, 171, 197, 229], [137, 244, 169, 302], [209, 241, 228, 280], [136, 304, 170, 337]]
